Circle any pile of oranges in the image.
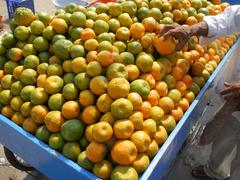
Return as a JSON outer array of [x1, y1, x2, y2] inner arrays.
[[0, 0, 238, 179]]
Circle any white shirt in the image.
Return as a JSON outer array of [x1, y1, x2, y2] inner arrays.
[[200, 5, 240, 45]]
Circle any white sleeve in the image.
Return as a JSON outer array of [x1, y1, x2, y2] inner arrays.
[[199, 5, 240, 45]]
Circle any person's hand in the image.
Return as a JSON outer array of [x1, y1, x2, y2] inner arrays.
[[220, 82, 240, 101], [158, 23, 192, 51], [158, 21, 209, 51]]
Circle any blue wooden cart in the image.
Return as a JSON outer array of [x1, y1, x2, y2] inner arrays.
[[0, 0, 239, 179]]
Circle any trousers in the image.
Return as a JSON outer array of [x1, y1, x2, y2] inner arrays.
[[204, 111, 240, 179]]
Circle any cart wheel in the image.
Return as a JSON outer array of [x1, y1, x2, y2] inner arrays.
[[3, 147, 34, 171]]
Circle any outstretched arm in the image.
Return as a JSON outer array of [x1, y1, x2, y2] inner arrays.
[[159, 5, 240, 50]]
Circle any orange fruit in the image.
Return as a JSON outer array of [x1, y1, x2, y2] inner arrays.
[[79, 90, 96, 107], [140, 101, 152, 119], [126, 64, 140, 81], [176, 81, 187, 96], [191, 50, 200, 61], [171, 66, 184, 81], [44, 111, 65, 133], [164, 74, 176, 89], [171, 106, 184, 122], [10, 81, 24, 97], [37, 74, 47, 88], [127, 92, 143, 111], [176, 58, 190, 74], [93, 160, 112, 180], [100, 112, 116, 126], [44, 76, 64, 95], [107, 78, 130, 99], [173, 9, 182, 22], [142, 17, 156, 32], [108, 3, 122, 17], [86, 19, 94, 28], [143, 118, 157, 138], [155, 81, 168, 97], [31, 105, 48, 124], [184, 90, 195, 103], [127, 41, 143, 56], [140, 73, 156, 89], [86, 142, 107, 163], [111, 140, 137, 165], [147, 90, 160, 106], [154, 125, 168, 145], [11, 112, 25, 125], [86, 51, 98, 63], [111, 98, 133, 119], [86, 61, 102, 77], [183, 51, 193, 64], [0, 70, 5, 81], [48, 56, 61, 64], [1, 105, 14, 119], [51, 18, 68, 34], [220, 2, 230, 11], [93, 19, 109, 35], [90, 76, 108, 96], [168, 89, 182, 104], [130, 23, 145, 39], [130, 130, 151, 153], [136, 53, 154, 73], [118, 13, 133, 28], [159, 97, 175, 113], [85, 124, 94, 142], [113, 119, 134, 139], [10, 96, 23, 111], [71, 57, 87, 74], [82, 105, 101, 125], [96, 93, 113, 113], [92, 122, 113, 143], [0, 89, 13, 105], [108, 18, 121, 33], [207, 48, 215, 59], [149, 106, 164, 124], [140, 34, 153, 49], [177, 98, 190, 112], [186, 16, 198, 25], [20, 102, 33, 117], [146, 140, 159, 159], [212, 54, 220, 64], [133, 153, 150, 174], [97, 51, 113, 68], [153, 36, 176, 55], [161, 115, 176, 133], [22, 117, 39, 134], [61, 101, 80, 119], [195, 44, 205, 55], [81, 28, 96, 41], [151, 61, 166, 81], [95, 13, 110, 21], [182, 0, 191, 8], [106, 63, 128, 80], [182, 74, 193, 89], [13, 66, 24, 80], [84, 39, 99, 52], [116, 27, 131, 42], [129, 111, 144, 131], [191, 62, 205, 76], [111, 166, 138, 180]]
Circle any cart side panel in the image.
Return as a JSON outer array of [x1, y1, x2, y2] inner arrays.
[[0, 115, 99, 180]]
